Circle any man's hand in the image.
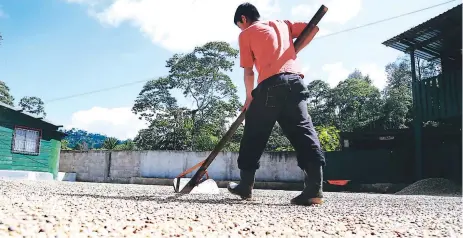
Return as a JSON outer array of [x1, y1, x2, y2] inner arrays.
[[241, 95, 253, 112]]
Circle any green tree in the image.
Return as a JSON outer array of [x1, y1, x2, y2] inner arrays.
[[382, 85, 413, 129], [315, 125, 340, 151], [306, 80, 336, 126], [377, 58, 413, 130], [224, 123, 340, 153], [114, 139, 137, 150], [60, 139, 71, 150], [222, 120, 294, 152], [73, 142, 83, 151], [416, 57, 441, 80], [384, 56, 412, 91], [18, 96, 46, 117], [223, 123, 244, 152], [265, 124, 340, 152], [103, 137, 119, 150], [265, 124, 294, 152], [330, 77, 383, 132], [61, 128, 114, 149], [132, 41, 241, 151], [0, 81, 14, 106], [134, 107, 193, 150], [347, 68, 372, 84]]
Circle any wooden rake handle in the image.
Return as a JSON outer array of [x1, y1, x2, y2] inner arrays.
[[293, 5, 328, 51], [179, 110, 246, 193]]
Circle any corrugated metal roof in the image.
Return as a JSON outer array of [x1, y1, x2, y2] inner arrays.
[[0, 101, 63, 128], [382, 4, 462, 61]]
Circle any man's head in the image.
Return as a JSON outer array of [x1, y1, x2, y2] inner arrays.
[[234, 2, 260, 31]]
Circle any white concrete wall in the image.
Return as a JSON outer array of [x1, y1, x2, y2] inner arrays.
[[0, 170, 54, 181], [60, 150, 305, 182]]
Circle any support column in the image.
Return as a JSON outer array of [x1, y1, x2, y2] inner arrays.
[[410, 50, 422, 181]]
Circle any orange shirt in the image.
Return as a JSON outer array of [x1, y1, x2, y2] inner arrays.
[[238, 20, 307, 84]]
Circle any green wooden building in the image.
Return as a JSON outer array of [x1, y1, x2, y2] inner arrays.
[[382, 4, 462, 182], [0, 102, 66, 179]]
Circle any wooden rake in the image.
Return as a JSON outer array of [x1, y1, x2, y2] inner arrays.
[[173, 5, 328, 194]]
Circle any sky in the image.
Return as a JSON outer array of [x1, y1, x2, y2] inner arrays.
[[0, 0, 460, 140]]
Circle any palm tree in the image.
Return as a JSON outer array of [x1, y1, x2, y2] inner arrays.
[[103, 137, 119, 150], [123, 139, 136, 150]]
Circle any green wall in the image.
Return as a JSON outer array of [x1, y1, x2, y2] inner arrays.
[[0, 109, 63, 179]]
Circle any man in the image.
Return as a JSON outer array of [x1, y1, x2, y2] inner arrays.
[[227, 2, 326, 206]]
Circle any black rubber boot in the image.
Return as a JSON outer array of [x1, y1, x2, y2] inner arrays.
[[290, 163, 324, 206], [227, 170, 256, 200]]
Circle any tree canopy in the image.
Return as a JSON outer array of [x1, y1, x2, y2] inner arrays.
[[129, 51, 442, 152], [132, 41, 241, 151], [0, 81, 14, 106], [1, 41, 443, 153], [18, 96, 46, 117]]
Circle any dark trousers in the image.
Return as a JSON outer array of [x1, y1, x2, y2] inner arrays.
[[238, 73, 326, 171]]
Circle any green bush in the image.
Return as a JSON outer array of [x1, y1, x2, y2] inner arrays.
[[315, 125, 341, 152]]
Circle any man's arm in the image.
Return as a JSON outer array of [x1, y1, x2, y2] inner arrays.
[[284, 20, 307, 38], [238, 32, 255, 111], [284, 20, 319, 54], [243, 67, 254, 98]]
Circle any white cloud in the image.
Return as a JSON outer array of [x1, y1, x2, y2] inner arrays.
[[301, 65, 311, 84], [70, 0, 280, 52], [65, 0, 90, 3], [322, 62, 350, 87], [301, 65, 310, 75], [291, 4, 312, 18], [65, 106, 148, 140], [291, 0, 362, 25], [315, 28, 331, 38], [322, 0, 362, 25], [321, 62, 387, 89], [357, 63, 387, 90], [0, 6, 8, 18]]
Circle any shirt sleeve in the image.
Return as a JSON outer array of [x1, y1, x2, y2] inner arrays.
[[238, 31, 254, 68], [284, 20, 307, 39]]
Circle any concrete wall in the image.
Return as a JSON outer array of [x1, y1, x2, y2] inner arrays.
[[59, 150, 305, 183], [59, 151, 109, 182]]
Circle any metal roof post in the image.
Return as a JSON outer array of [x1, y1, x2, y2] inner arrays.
[[410, 49, 423, 181]]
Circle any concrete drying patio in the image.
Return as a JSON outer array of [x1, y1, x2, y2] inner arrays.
[[0, 180, 461, 237]]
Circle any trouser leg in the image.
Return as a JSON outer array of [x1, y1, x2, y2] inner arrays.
[[276, 74, 325, 205], [277, 78, 326, 168], [236, 78, 287, 171], [229, 74, 288, 199]]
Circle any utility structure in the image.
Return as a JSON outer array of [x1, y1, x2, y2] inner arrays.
[[382, 4, 462, 182]]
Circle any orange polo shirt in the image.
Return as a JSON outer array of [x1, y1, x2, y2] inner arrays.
[[238, 20, 307, 84]]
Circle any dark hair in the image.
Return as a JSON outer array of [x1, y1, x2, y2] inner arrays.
[[234, 2, 260, 25]]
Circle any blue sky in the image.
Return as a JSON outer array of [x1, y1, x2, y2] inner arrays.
[[0, 0, 460, 139]]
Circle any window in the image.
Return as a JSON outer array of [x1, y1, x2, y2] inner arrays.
[[12, 127, 41, 155], [343, 139, 349, 148]]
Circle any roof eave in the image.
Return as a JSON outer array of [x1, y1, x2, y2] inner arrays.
[[382, 4, 462, 59], [0, 101, 63, 128]]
